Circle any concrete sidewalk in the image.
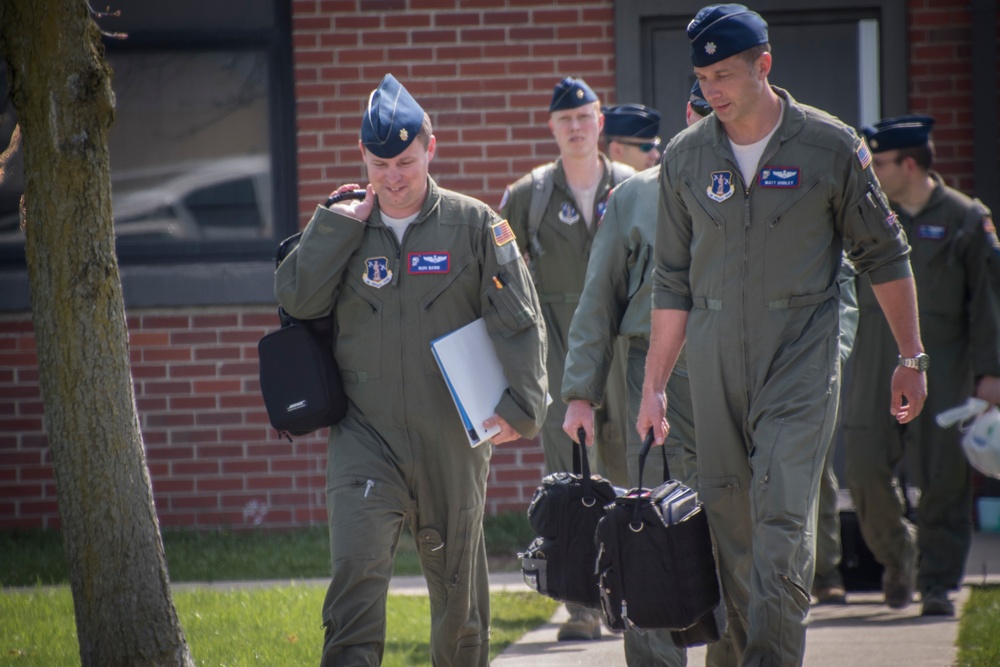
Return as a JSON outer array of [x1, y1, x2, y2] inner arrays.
[[490, 530, 1000, 666]]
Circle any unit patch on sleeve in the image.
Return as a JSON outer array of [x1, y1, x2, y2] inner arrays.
[[408, 252, 451, 274], [492, 219, 516, 247], [758, 167, 800, 188]]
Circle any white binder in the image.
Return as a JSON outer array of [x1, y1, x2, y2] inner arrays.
[[430, 318, 507, 447]]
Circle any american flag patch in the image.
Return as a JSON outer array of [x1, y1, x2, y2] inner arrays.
[[492, 219, 516, 246], [856, 139, 872, 169]]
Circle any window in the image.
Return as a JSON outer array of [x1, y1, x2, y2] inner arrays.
[[0, 0, 295, 266]]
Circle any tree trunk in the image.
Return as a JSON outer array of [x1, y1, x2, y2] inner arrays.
[[0, 3, 193, 666]]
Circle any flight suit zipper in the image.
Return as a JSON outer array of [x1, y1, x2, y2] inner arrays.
[[741, 176, 753, 411]]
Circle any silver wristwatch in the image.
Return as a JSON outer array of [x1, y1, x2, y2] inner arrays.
[[897, 353, 930, 372]]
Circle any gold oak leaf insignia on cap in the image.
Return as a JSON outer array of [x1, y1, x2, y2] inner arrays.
[[576, 89, 584, 99], [399, 128, 408, 141]]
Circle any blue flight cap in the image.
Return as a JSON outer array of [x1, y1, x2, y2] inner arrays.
[[687, 4, 769, 67], [361, 73, 425, 158], [603, 104, 661, 141], [860, 115, 935, 153], [689, 80, 712, 117], [550, 77, 599, 112]]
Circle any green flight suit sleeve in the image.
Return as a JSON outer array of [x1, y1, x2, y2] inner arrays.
[[479, 214, 548, 439], [274, 205, 365, 320], [652, 155, 695, 311], [839, 135, 914, 285], [961, 202, 1000, 377], [562, 185, 629, 406]]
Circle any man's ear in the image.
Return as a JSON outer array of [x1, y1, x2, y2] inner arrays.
[[426, 135, 437, 161], [757, 52, 772, 80], [358, 140, 367, 161]]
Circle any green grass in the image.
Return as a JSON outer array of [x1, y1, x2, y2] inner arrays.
[[0, 515, 548, 664], [0, 512, 536, 587], [0, 584, 557, 666], [957, 584, 1000, 667]]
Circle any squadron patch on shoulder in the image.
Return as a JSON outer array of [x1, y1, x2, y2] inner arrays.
[[706, 170, 734, 203], [408, 252, 450, 274], [558, 202, 580, 225], [855, 138, 872, 169], [492, 219, 516, 247], [498, 186, 511, 211], [363, 257, 392, 288]]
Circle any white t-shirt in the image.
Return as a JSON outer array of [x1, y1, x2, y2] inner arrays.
[[381, 212, 419, 243], [730, 98, 785, 185], [569, 182, 599, 229]]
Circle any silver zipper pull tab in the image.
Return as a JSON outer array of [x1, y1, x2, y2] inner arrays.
[[364, 479, 375, 498]]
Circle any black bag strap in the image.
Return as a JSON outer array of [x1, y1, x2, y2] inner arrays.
[[574, 427, 596, 502], [632, 428, 670, 524]]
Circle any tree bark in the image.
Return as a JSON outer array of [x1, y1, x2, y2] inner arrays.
[[0, 3, 193, 666]]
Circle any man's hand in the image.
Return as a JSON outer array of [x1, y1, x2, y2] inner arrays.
[[975, 375, 1000, 406], [890, 366, 927, 423], [326, 183, 375, 221], [484, 414, 521, 445], [637, 387, 669, 446], [563, 399, 595, 445]]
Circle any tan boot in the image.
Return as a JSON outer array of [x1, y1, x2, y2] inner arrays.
[[557, 604, 602, 641]]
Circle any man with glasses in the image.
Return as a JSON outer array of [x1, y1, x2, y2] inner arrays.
[[603, 103, 662, 171], [843, 114, 1000, 616]]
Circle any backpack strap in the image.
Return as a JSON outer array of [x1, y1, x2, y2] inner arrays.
[[527, 163, 556, 259]]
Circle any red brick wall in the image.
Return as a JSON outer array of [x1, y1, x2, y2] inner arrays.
[[906, 0, 996, 195], [2, 0, 992, 530], [0, 306, 546, 529], [291, 0, 618, 224]]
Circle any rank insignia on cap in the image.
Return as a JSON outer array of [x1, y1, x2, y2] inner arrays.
[[492, 219, 516, 247], [400, 128, 408, 141], [576, 89, 584, 99], [363, 257, 393, 288], [856, 138, 872, 169], [706, 171, 734, 203], [705, 42, 717, 54]]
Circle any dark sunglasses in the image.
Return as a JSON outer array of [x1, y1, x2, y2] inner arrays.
[[615, 139, 661, 153]]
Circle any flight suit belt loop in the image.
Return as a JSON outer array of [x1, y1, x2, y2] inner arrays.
[[768, 284, 840, 311], [691, 296, 723, 310], [537, 293, 580, 304]]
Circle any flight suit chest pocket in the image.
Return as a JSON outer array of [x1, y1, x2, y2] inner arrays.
[[485, 269, 537, 338], [336, 277, 383, 380]]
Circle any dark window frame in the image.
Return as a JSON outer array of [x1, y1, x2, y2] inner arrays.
[[613, 0, 909, 121], [0, 0, 295, 310]]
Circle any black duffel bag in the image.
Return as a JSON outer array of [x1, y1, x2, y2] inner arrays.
[[519, 428, 620, 608], [258, 231, 348, 438], [595, 430, 726, 645]]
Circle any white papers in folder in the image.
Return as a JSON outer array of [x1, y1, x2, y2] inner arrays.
[[431, 318, 507, 447]]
